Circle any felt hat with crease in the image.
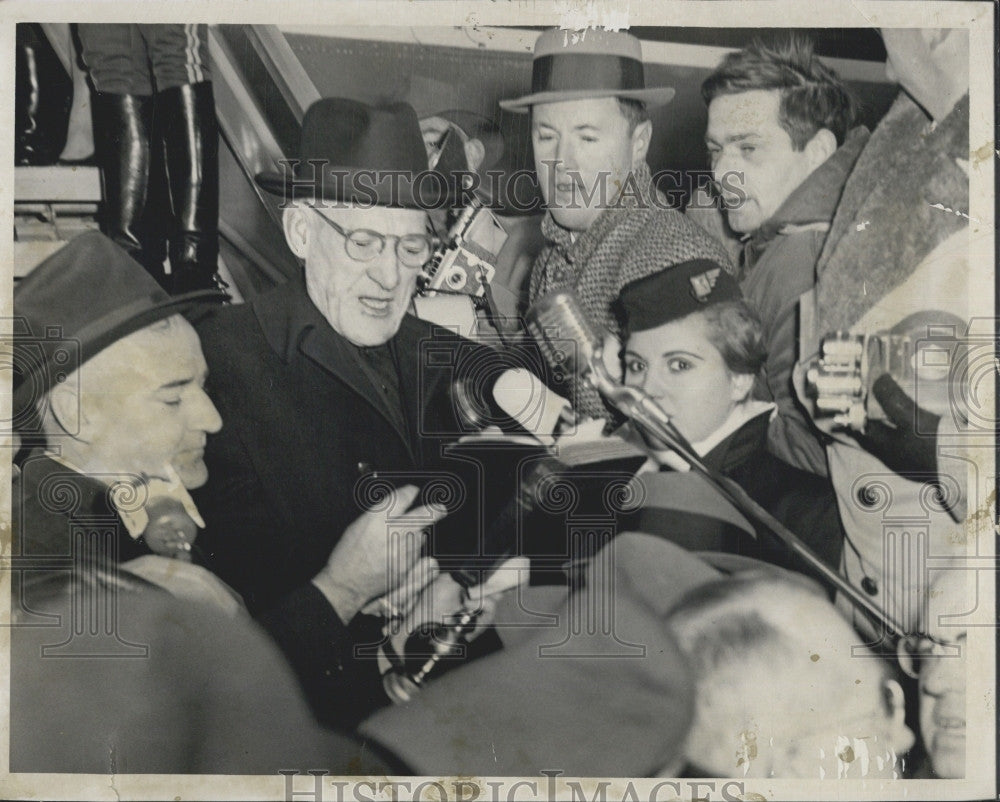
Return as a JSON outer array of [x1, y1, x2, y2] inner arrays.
[[500, 28, 675, 113], [12, 231, 227, 428], [255, 97, 457, 208]]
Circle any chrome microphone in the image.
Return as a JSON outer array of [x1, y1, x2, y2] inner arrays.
[[525, 290, 677, 437], [525, 291, 912, 639], [142, 497, 198, 562]]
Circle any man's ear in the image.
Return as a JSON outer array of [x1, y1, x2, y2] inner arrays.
[[631, 119, 653, 167], [463, 137, 486, 174], [804, 128, 837, 171], [729, 371, 755, 403], [47, 380, 87, 440], [282, 205, 310, 260]]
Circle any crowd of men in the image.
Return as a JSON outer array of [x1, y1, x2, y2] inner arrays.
[[10, 25, 979, 783]]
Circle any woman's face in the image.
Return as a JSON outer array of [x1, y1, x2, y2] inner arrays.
[[623, 312, 752, 443]]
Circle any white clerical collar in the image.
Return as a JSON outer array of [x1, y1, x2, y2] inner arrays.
[[43, 452, 205, 539]]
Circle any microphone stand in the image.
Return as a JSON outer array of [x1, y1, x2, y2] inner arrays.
[[581, 349, 911, 640]]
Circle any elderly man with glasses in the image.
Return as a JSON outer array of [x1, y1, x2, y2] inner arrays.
[[192, 99, 507, 631]]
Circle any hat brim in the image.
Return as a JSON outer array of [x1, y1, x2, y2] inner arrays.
[[499, 86, 675, 114], [255, 166, 458, 210], [13, 288, 229, 422]]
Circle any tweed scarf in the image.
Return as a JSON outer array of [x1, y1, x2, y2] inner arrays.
[[529, 163, 734, 421]]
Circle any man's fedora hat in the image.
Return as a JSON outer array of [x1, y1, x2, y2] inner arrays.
[[255, 97, 457, 209], [12, 231, 227, 423], [499, 28, 675, 113]]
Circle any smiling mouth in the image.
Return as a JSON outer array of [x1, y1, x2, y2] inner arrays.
[[359, 297, 393, 315], [934, 716, 966, 731], [175, 446, 205, 461]]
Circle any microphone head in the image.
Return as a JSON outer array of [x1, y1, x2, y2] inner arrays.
[[525, 290, 601, 379], [493, 368, 571, 437], [143, 497, 198, 560]]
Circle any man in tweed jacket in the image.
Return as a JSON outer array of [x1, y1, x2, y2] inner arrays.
[[501, 29, 733, 421]]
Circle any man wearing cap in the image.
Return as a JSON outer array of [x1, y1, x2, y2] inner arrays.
[[11, 230, 229, 583], [701, 36, 868, 475], [192, 98, 510, 616], [501, 28, 733, 422]]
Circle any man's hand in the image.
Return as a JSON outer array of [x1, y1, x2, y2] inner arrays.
[[853, 373, 941, 480], [312, 485, 447, 624], [389, 557, 529, 657]]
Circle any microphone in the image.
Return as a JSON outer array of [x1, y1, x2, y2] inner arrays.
[[142, 497, 198, 562], [524, 289, 912, 640], [493, 368, 572, 439], [525, 290, 682, 445]]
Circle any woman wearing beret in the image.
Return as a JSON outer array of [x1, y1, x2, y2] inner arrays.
[[613, 260, 844, 577]]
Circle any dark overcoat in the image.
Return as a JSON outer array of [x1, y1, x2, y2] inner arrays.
[[192, 281, 485, 613]]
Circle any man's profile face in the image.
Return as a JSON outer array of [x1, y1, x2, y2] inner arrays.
[[299, 204, 429, 347], [917, 570, 968, 778], [706, 89, 817, 234], [78, 316, 222, 489], [532, 97, 643, 232], [680, 592, 914, 779]]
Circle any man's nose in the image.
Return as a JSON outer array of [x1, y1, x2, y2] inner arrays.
[[191, 387, 223, 434], [555, 137, 577, 172], [366, 245, 402, 291], [922, 657, 965, 696], [713, 152, 739, 189]]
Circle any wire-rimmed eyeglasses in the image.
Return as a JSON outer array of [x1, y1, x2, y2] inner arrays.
[[311, 208, 434, 268]]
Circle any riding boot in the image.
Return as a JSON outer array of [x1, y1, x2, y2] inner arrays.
[[91, 91, 167, 284], [136, 99, 171, 289], [158, 80, 221, 294]]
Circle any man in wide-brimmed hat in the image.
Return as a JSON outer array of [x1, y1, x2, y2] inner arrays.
[[501, 28, 733, 422], [191, 98, 515, 627]]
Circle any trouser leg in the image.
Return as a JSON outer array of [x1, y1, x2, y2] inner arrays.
[[76, 24, 153, 95], [141, 23, 210, 91]]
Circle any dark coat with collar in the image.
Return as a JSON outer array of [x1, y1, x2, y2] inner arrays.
[[192, 281, 487, 615], [740, 127, 870, 476], [628, 410, 844, 583]]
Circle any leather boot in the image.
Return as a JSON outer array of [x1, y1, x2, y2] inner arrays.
[[158, 81, 221, 294], [91, 91, 168, 285], [15, 23, 72, 166], [136, 100, 171, 290]]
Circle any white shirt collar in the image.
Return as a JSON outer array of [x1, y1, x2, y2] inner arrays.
[[43, 452, 204, 539]]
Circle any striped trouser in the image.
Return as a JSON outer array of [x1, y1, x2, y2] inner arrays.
[[76, 23, 209, 95]]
